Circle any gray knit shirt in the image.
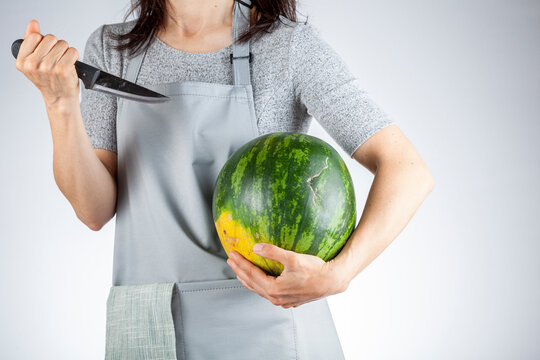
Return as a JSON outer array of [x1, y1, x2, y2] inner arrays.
[[80, 17, 395, 158]]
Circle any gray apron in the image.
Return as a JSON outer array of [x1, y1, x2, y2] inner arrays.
[[104, 0, 346, 358]]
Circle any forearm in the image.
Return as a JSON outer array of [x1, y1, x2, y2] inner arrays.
[[330, 161, 434, 284], [46, 98, 116, 230]]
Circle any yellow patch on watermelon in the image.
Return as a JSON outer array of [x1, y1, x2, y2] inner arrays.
[[215, 211, 284, 276]]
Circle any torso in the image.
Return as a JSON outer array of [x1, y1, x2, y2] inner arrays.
[[85, 14, 342, 157], [114, 13, 312, 146]]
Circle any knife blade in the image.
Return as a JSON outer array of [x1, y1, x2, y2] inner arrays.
[[11, 38, 170, 103]]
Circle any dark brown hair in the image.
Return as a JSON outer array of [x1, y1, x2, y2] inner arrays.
[[110, 0, 304, 57]]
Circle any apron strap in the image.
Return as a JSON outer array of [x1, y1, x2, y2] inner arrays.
[[124, 0, 253, 86], [124, 44, 146, 84], [231, 0, 252, 86]]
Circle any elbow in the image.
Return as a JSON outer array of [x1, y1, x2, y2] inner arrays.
[[76, 203, 116, 232], [422, 169, 435, 193], [85, 213, 114, 231], [87, 221, 104, 232], [77, 212, 106, 232]]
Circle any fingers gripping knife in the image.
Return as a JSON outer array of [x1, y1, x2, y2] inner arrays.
[[11, 38, 170, 103]]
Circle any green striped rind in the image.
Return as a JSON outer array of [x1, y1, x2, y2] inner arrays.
[[212, 132, 356, 262]]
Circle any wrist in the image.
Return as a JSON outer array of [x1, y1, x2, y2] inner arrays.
[[43, 95, 80, 117], [323, 258, 351, 295]]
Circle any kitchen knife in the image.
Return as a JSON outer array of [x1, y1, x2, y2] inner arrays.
[[11, 38, 170, 103]]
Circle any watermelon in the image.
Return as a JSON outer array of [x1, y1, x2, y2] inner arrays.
[[212, 132, 356, 276]]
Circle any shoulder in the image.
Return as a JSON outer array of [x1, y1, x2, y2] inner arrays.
[[253, 16, 329, 59], [251, 15, 321, 47], [85, 20, 137, 49], [286, 19, 332, 58], [250, 16, 325, 66], [82, 20, 137, 76]]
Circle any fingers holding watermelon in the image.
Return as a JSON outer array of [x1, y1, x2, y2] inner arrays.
[[236, 276, 256, 292], [227, 250, 276, 300], [226, 243, 349, 308]]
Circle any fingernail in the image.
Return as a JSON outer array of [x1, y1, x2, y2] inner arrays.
[[253, 243, 263, 253], [229, 252, 237, 260]]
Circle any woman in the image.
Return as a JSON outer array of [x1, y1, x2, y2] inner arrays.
[[14, 0, 434, 358]]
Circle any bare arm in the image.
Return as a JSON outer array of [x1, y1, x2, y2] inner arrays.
[[48, 102, 117, 230], [15, 20, 117, 231], [329, 124, 434, 285]]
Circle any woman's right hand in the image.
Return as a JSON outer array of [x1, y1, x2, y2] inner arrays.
[[15, 19, 81, 109]]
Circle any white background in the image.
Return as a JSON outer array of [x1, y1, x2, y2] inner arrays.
[[1, 0, 539, 358]]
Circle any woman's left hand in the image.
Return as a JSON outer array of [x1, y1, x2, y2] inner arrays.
[[227, 243, 350, 309]]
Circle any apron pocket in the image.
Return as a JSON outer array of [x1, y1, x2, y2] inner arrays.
[[174, 278, 297, 360], [105, 282, 177, 360]]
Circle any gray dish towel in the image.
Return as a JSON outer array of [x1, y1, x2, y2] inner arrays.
[[105, 282, 177, 360]]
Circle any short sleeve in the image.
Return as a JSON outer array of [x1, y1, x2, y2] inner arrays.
[[290, 22, 396, 158], [80, 25, 118, 153]]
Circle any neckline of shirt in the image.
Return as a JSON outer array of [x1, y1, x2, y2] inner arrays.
[[152, 35, 233, 58]]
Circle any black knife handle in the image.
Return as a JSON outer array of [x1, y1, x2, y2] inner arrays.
[[11, 39, 23, 59], [11, 38, 100, 89], [74, 61, 101, 89]]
